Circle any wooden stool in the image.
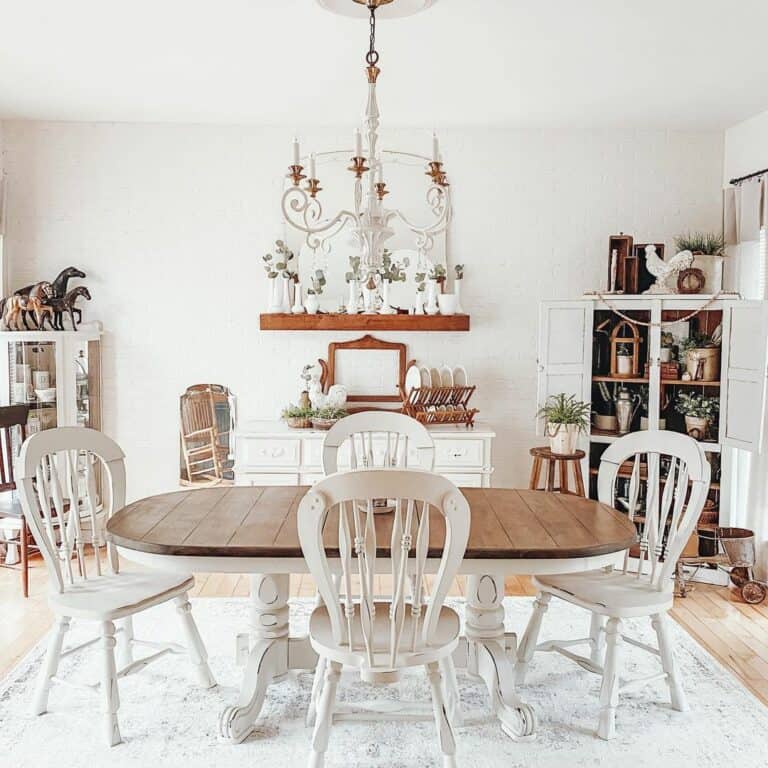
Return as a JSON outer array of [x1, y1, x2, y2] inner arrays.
[[528, 446, 586, 496]]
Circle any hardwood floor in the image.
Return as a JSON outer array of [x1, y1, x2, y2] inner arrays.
[[2, 553, 768, 708]]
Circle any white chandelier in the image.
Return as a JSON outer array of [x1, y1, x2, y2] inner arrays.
[[281, 0, 451, 278]]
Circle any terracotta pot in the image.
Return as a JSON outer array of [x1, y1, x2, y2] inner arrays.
[[547, 423, 580, 455], [684, 415, 709, 441]]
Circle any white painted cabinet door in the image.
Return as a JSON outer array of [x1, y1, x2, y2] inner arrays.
[[722, 301, 768, 452], [537, 302, 593, 435]]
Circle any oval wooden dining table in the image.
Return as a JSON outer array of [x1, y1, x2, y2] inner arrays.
[[106, 485, 636, 745]]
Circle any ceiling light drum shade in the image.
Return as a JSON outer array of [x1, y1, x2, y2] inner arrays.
[[316, 0, 438, 19]]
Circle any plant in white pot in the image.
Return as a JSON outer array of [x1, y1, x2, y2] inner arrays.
[[659, 331, 675, 363], [453, 264, 465, 313], [305, 269, 326, 315], [537, 393, 591, 455], [680, 329, 721, 382], [674, 392, 719, 441], [345, 256, 362, 315], [674, 231, 726, 292], [263, 240, 296, 313], [379, 250, 408, 315]]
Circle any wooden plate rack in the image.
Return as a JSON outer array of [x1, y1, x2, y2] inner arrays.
[[399, 385, 479, 427]]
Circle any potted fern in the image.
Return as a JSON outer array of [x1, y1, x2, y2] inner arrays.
[[675, 392, 719, 441], [537, 393, 591, 455]]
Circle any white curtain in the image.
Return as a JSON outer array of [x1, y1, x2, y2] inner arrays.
[[724, 179, 768, 576]]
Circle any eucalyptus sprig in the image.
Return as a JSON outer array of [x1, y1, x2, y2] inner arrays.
[[307, 269, 326, 295], [380, 250, 409, 282], [262, 239, 297, 280], [345, 256, 362, 283]]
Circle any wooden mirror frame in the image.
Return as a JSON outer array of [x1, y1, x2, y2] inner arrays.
[[318, 334, 414, 409]]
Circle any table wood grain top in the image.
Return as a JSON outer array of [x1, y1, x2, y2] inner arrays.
[[106, 486, 637, 561]]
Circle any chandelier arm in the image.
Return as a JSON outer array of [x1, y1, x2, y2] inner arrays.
[[281, 186, 358, 236]]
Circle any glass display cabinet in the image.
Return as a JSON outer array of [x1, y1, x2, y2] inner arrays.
[[0, 329, 102, 444]]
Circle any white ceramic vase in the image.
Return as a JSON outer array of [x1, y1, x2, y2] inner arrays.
[[425, 279, 439, 315], [305, 293, 320, 315], [267, 277, 285, 313], [346, 279, 359, 315], [379, 279, 396, 314], [437, 293, 457, 315], [414, 290, 425, 315], [616, 355, 633, 376], [291, 281, 305, 314], [454, 279, 464, 313]]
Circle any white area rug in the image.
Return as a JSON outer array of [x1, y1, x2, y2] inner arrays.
[[1, 597, 766, 768]]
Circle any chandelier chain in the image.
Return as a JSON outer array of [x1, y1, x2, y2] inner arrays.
[[366, 4, 379, 66]]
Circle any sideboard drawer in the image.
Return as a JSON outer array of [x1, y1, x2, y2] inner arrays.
[[240, 438, 301, 468], [238, 472, 300, 486], [434, 439, 485, 468], [443, 473, 483, 488]]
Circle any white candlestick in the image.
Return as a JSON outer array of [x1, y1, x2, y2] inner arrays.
[[432, 132, 440, 163], [355, 129, 363, 158], [309, 153, 316, 179], [292, 137, 300, 166], [376, 163, 383, 184]]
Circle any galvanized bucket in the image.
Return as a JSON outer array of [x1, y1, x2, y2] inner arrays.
[[717, 527, 756, 569]]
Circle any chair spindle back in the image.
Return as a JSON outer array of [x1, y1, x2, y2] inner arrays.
[[597, 430, 710, 589], [322, 412, 435, 475], [0, 404, 29, 492], [17, 427, 127, 593], [298, 468, 469, 669]]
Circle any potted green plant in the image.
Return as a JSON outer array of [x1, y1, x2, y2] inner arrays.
[[537, 393, 591, 455], [674, 392, 719, 440], [616, 342, 633, 376], [680, 330, 721, 382], [311, 405, 349, 431], [674, 231, 726, 291], [660, 331, 675, 363], [281, 403, 315, 429], [305, 269, 326, 315]]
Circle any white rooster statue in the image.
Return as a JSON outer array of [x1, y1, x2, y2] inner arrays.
[[643, 245, 694, 294]]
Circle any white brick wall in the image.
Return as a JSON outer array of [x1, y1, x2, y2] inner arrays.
[[1, 121, 724, 500]]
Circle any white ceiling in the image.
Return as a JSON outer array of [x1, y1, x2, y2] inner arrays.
[[0, 0, 766, 129]]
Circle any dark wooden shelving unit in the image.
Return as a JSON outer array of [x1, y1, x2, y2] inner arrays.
[[259, 313, 470, 332]]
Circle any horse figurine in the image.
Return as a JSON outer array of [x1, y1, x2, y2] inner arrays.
[[47, 285, 91, 330], [12, 267, 86, 329], [4, 282, 53, 330]]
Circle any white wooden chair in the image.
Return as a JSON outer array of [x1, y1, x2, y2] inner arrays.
[[515, 430, 710, 740], [321, 411, 435, 474], [298, 468, 470, 768], [17, 427, 216, 747]]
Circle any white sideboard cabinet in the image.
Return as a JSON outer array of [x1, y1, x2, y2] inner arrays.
[[233, 420, 495, 488]]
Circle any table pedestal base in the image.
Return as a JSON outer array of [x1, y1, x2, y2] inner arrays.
[[218, 572, 537, 744]]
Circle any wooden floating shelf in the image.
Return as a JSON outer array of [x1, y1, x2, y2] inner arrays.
[[259, 313, 470, 332], [592, 375, 719, 387], [661, 379, 720, 387]]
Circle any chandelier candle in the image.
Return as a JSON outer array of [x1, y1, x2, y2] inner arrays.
[[281, 0, 452, 280]]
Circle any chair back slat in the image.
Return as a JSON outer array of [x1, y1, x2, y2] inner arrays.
[[322, 412, 435, 475], [597, 430, 710, 590], [299, 469, 470, 671], [18, 428, 126, 594], [0, 405, 29, 492]]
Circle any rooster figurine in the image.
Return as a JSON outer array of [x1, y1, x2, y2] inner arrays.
[[643, 245, 694, 294]]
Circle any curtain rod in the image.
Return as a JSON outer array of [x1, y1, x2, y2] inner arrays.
[[729, 167, 768, 185]]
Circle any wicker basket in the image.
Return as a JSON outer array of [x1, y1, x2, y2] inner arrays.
[[286, 416, 313, 429], [311, 417, 340, 431]]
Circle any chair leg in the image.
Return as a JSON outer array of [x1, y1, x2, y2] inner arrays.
[[440, 655, 463, 727], [100, 620, 122, 747], [589, 613, 606, 666], [309, 659, 341, 768], [20, 518, 29, 598], [306, 654, 328, 727], [117, 616, 134, 668], [528, 457, 541, 490], [32, 615, 70, 715], [175, 595, 216, 688], [427, 661, 457, 768], [597, 617, 622, 740], [515, 592, 550, 685], [652, 612, 687, 712]]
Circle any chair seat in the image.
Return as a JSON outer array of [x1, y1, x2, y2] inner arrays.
[[533, 570, 674, 618], [49, 569, 194, 621], [309, 601, 460, 674]]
